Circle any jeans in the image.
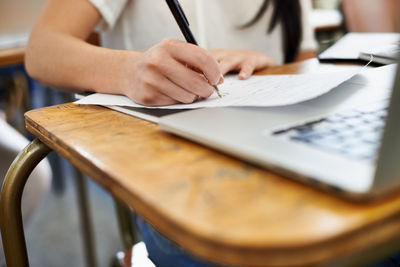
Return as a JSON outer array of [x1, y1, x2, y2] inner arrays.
[[136, 216, 224, 267]]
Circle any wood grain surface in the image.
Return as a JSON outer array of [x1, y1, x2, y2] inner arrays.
[[24, 59, 400, 266]]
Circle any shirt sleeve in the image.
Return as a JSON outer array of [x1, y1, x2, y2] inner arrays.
[[89, 0, 128, 31], [299, 0, 318, 51]]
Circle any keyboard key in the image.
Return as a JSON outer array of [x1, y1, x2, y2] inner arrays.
[[273, 103, 388, 160]]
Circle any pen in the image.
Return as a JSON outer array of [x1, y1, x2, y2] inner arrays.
[[165, 0, 222, 98]]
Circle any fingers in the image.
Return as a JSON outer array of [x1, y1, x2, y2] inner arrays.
[[211, 49, 277, 80], [266, 57, 277, 67], [163, 39, 222, 85], [132, 90, 179, 106], [147, 93, 179, 106], [157, 74, 199, 103], [238, 60, 256, 80], [217, 75, 224, 84], [218, 57, 241, 75], [136, 71, 198, 105], [157, 57, 215, 98]]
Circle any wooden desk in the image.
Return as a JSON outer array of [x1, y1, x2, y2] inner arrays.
[[0, 45, 27, 129], [0, 46, 25, 67], [2, 59, 400, 267]]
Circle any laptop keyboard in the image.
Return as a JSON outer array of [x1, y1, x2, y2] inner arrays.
[[273, 103, 389, 160]]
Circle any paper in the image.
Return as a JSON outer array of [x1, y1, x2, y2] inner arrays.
[[0, 33, 29, 49], [319, 33, 400, 61], [75, 70, 360, 109]]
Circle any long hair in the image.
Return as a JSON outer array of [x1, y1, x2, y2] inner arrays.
[[241, 0, 302, 63]]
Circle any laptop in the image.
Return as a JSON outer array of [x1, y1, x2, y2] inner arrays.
[[318, 32, 400, 65], [158, 63, 400, 200]]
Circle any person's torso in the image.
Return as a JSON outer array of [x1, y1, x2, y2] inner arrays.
[[101, 0, 284, 64]]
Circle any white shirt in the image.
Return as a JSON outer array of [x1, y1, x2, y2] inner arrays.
[[89, 0, 316, 65]]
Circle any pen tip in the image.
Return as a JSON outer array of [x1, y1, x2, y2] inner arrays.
[[213, 85, 222, 98]]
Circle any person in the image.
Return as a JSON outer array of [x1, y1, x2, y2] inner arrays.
[[25, 0, 316, 265], [25, 0, 316, 106]]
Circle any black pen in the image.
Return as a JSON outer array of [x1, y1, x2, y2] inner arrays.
[[165, 0, 222, 98]]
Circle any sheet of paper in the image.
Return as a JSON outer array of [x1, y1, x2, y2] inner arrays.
[[0, 33, 29, 49], [318, 33, 400, 61], [75, 70, 360, 109]]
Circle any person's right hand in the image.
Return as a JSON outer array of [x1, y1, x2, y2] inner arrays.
[[121, 38, 223, 106]]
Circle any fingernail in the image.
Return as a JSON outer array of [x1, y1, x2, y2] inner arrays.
[[239, 72, 249, 80], [217, 75, 224, 85]]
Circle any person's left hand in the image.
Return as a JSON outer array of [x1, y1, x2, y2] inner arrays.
[[210, 49, 276, 80]]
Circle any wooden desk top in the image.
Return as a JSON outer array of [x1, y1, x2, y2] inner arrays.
[[25, 59, 400, 266], [0, 46, 25, 67]]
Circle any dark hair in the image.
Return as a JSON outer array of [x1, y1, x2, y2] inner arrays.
[[241, 0, 302, 63]]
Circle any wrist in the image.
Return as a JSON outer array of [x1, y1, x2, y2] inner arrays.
[[90, 48, 141, 96], [116, 50, 141, 96]]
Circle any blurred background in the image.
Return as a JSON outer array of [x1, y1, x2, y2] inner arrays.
[[0, 0, 398, 266]]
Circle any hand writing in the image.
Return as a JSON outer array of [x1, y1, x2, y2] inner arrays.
[[122, 39, 222, 106]]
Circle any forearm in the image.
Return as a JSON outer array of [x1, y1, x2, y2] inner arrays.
[[25, 27, 139, 95]]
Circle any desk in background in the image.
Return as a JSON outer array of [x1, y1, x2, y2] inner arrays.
[[311, 9, 344, 32], [0, 43, 98, 267], [2, 59, 400, 267], [0, 47, 25, 67]]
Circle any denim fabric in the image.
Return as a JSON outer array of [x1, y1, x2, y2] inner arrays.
[[368, 256, 400, 267], [136, 216, 225, 267]]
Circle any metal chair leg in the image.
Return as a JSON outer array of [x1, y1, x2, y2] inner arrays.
[[73, 168, 98, 267], [0, 138, 51, 267], [114, 199, 136, 251]]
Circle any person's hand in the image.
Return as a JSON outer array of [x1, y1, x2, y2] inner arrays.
[[210, 49, 276, 80], [121, 39, 222, 106]]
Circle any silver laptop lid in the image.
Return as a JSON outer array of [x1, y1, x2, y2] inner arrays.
[[373, 59, 400, 195]]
